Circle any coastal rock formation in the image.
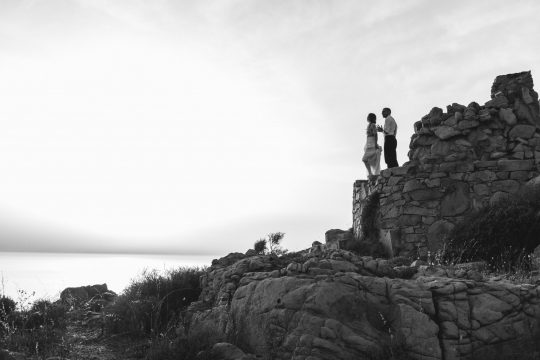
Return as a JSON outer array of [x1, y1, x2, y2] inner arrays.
[[60, 283, 116, 306], [187, 249, 540, 360], [353, 71, 540, 257]]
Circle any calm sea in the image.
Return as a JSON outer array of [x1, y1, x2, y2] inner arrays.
[[0, 252, 215, 303]]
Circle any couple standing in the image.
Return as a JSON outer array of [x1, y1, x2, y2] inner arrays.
[[362, 107, 398, 176]]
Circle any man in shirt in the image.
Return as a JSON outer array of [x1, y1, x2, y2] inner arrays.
[[377, 107, 399, 168]]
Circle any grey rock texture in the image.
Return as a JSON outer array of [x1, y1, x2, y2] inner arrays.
[[187, 250, 540, 360]]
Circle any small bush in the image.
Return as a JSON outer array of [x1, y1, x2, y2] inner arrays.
[[26, 300, 68, 329], [105, 266, 205, 337], [444, 184, 540, 270], [352, 191, 386, 257], [253, 239, 267, 254], [253, 232, 287, 256], [0, 296, 16, 317], [0, 298, 70, 358], [145, 324, 223, 360]]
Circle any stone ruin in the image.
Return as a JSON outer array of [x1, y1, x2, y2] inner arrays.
[[352, 71, 540, 257]]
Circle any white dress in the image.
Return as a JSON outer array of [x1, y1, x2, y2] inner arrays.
[[362, 124, 381, 175]]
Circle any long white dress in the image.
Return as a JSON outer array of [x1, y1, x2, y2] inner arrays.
[[362, 124, 381, 175]]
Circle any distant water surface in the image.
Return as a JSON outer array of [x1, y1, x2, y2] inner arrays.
[[0, 252, 215, 302]]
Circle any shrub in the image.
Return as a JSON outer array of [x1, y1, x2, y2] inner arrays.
[[253, 232, 287, 256], [0, 296, 15, 319], [26, 300, 67, 330], [253, 239, 267, 254], [444, 184, 540, 270], [145, 324, 223, 360], [0, 297, 70, 358], [350, 191, 386, 257], [104, 266, 205, 337]]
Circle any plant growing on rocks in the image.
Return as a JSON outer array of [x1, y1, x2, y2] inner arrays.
[[253, 232, 287, 256], [350, 191, 387, 257], [444, 184, 540, 270], [253, 238, 267, 254], [104, 266, 205, 337], [0, 295, 70, 358]]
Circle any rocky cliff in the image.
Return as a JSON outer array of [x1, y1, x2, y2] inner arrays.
[[186, 249, 540, 360]]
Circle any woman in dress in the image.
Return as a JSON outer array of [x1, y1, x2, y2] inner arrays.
[[362, 113, 382, 176]]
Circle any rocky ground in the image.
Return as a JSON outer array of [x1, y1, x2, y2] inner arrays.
[[1, 311, 145, 360], [3, 247, 540, 360], [187, 247, 540, 360]]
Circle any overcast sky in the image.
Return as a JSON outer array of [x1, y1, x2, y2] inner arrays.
[[0, 0, 539, 255]]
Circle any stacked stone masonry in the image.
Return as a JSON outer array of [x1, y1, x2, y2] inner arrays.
[[353, 71, 540, 257]]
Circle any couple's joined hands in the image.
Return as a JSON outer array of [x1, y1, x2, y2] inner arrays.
[[376, 125, 384, 132]]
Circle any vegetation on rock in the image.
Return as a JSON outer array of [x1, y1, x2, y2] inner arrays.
[[253, 232, 287, 256], [0, 293, 69, 358], [444, 184, 540, 270], [104, 267, 204, 337], [350, 191, 387, 257]]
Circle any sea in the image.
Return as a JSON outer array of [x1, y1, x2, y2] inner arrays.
[[0, 252, 216, 304]]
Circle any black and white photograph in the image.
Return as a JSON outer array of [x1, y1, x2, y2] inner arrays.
[[1, 1, 540, 359]]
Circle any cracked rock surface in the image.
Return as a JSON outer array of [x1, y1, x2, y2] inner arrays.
[[187, 249, 540, 360]]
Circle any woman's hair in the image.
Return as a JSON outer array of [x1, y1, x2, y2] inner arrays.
[[367, 113, 376, 123]]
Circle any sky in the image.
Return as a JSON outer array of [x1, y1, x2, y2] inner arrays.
[[0, 0, 539, 256]]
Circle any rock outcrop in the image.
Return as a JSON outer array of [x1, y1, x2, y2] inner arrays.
[[353, 71, 540, 257], [60, 283, 116, 307], [186, 250, 540, 360]]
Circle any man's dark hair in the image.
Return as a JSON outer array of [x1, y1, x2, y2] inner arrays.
[[383, 107, 391, 114], [367, 113, 376, 123]]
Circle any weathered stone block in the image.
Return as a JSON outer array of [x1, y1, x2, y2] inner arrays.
[[457, 119, 480, 130], [403, 179, 423, 193], [441, 182, 470, 216], [473, 183, 489, 196], [381, 169, 392, 178], [492, 179, 520, 193], [399, 214, 422, 226], [489, 191, 509, 205], [449, 173, 465, 180], [403, 206, 437, 217], [478, 109, 491, 121], [387, 176, 402, 186], [509, 171, 530, 181], [431, 139, 451, 157], [425, 178, 441, 187], [485, 95, 509, 108], [430, 172, 447, 178], [509, 124, 536, 139], [403, 233, 426, 243], [499, 108, 517, 125], [514, 98, 538, 126], [489, 151, 507, 160], [410, 189, 444, 201], [497, 159, 533, 171], [474, 160, 497, 169], [413, 135, 437, 147], [427, 220, 455, 252], [390, 166, 409, 176], [434, 126, 461, 140], [467, 170, 497, 182]]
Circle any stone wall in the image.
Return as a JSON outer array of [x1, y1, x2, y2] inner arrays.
[[353, 71, 540, 257]]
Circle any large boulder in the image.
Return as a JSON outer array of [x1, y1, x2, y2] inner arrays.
[[324, 228, 353, 249], [60, 283, 116, 306], [188, 249, 540, 360]]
